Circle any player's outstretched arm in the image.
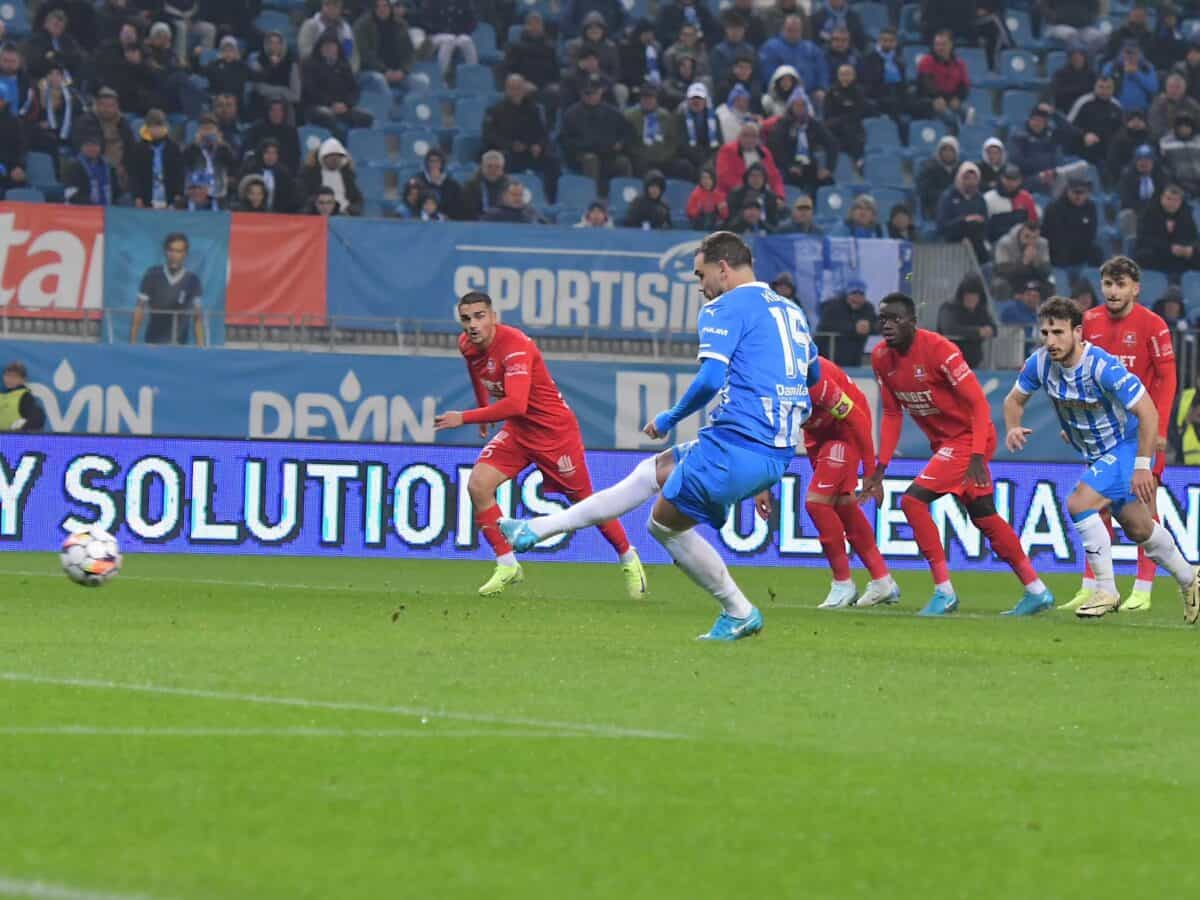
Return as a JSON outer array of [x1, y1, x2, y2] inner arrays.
[[1003, 387, 1032, 452], [644, 357, 727, 439]]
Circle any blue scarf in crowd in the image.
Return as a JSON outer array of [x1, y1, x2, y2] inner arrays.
[[644, 44, 661, 84], [80, 154, 111, 205], [685, 105, 719, 148], [151, 141, 168, 208], [877, 44, 902, 85], [642, 110, 662, 144], [41, 83, 72, 141], [820, 1, 849, 42]]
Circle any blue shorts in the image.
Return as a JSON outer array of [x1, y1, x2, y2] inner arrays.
[[663, 429, 791, 529], [1079, 440, 1138, 512]]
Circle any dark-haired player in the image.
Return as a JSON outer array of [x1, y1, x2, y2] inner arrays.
[[434, 291, 646, 598], [861, 293, 1053, 616], [1004, 296, 1198, 621], [1062, 256, 1177, 613], [500, 232, 820, 641]]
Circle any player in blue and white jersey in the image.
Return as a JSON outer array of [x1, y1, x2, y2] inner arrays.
[[1003, 296, 1199, 622], [500, 231, 819, 641]]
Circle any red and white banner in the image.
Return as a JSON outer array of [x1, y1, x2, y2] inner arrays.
[[0, 202, 105, 319]]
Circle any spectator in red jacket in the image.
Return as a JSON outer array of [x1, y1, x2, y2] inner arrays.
[[686, 166, 729, 229], [916, 30, 970, 128], [715, 121, 784, 196]]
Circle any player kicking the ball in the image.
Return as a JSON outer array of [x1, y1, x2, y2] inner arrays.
[[499, 231, 819, 641], [434, 291, 646, 598], [1064, 256, 1177, 613], [1004, 296, 1200, 622], [860, 293, 1053, 617], [755, 355, 899, 609]]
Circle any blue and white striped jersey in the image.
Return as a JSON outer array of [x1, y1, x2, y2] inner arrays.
[[1014, 342, 1146, 462]]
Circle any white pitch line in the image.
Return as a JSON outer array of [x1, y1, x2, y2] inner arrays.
[[0, 726, 594, 739], [0, 875, 157, 900], [0, 673, 689, 741]]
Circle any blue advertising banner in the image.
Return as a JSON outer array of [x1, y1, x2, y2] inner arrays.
[[102, 208, 230, 346], [0, 340, 1082, 460], [1, 435, 1196, 575], [324, 222, 909, 335]]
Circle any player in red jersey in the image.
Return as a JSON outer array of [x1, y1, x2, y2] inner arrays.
[[860, 292, 1053, 616], [756, 356, 899, 609], [1062, 256, 1178, 613], [433, 292, 647, 597]]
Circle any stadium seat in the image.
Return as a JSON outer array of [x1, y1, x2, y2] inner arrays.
[[397, 128, 440, 162], [967, 87, 995, 119], [407, 61, 447, 95], [355, 166, 388, 204], [957, 47, 992, 86], [834, 154, 860, 185], [815, 185, 852, 223], [1004, 10, 1040, 50], [906, 119, 947, 160], [898, 3, 922, 43], [607, 176, 642, 214], [470, 24, 502, 65], [455, 64, 496, 97], [25, 152, 59, 188], [998, 50, 1043, 89], [0, 2, 32, 37], [998, 89, 1037, 129], [1181, 272, 1200, 317], [347, 129, 390, 165], [298, 125, 332, 158], [454, 96, 489, 135], [863, 116, 901, 153], [664, 178, 693, 211], [1044, 50, 1067, 78], [452, 133, 482, 166], [510, 172, 547, 209], [863, 154, 905, 189], [254, 11, 292, 37], [398, 94, 441, 127], [358, 91, 392, 126], [856, 2, 888, 35], [558, 173, 597, 209], [957, 123, 994, 160], [872, 187, 912, 217], [902, 45, 926, 74], [4, 187, 46, 203], [1140, 269, 1170, 304]]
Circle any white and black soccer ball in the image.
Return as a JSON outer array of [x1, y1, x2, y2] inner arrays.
[[60, 529, 122, 587]]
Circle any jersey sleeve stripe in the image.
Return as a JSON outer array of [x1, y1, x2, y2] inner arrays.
[[697, 350, 730, 364]]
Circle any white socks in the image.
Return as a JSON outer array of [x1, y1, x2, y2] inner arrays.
[[647, 516, 754, 618], [496, 552, 517, 567], [1073, 512, 1117, 596], [530, 455, 660, 540], [1140, 522, 1195, 588]]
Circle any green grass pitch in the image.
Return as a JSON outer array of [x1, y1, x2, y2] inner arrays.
[[1, 552, 1197, 900]]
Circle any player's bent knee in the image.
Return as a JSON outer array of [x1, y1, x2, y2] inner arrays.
[[466, 470, 502, 507], [965, 496, 997, 519], [900, 492, 929, 515], [646, 515, 678, 546]]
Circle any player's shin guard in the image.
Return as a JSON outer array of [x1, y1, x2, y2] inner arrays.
[[806, 500, 851, 582], [530, 456, 659, 540], [900, 493, 950, 585], [475, 505, 513, 558], [1140, 522, 1195, 587], [835, 502, 889, 580], [973, 514, 1039, 587], [647, 516, 753, 618], [1082, 509, 1116, 583], [1071, 509, 1117, 596]]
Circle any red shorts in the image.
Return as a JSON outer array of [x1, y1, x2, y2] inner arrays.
[[914, 433, 996, 499], [806, 440, 861, 498], [476, 426, 594, 499]]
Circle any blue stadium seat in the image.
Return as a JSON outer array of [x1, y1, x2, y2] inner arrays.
[[555, 207, 585, 226], [510, 172, 547, 208], [398, 94, 441, 127], [863, 154, 905, 188], [815, 185, 852, 223], [0, 2, 32, 37], [254, 11, 292, 37], [470, 23, 502, 65], [957, 123, 994, 160], [898, 4, 922, 43], [902, 45, 926, 73], [957, 47, 992, 85], [298, 125, 332, 158], [452, 133, 482, 165], [1140, 269, 1170, 304], [26, 152, 59, 188], [863, 116, 901, 153], [1044, 50, 1067, 78], [558, 173, 597, 209], [1004, 10, 1040, 50], [664, 178, 693, 211], [872, 187, 912, 216], [1181, 272, 1200, 317], [998, 49, 1044, 89], [454, 96, 489, 135], [358, 92, 391, 127], [355, 166, 388, 203], [967, 87, 995, 118], [4, 188, 46, 203], [834, 154, 860, 184], [998, 89, 1037, 129], [456, 64, 496, 97], [347, 128, 390, 165], [407, 61, 447, 95], [397, 128, 440, 162], [198, 48, 218, 67], [608, 177, 642, 214], [906, 119, 947, 159], [856, 2, 888, 36]]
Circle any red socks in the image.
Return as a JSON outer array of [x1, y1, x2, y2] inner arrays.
[[807, 501, 851, 581], [597, 519, 631, 557], [901, 493, 950, 584], [475, 505, 512, 557], [973, 514, 1039, 586], [836, 502, 889, 580]]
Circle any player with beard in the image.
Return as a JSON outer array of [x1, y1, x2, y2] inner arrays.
[[1004, 296, 1199, 621], [861, 293, 1053, 616], [1062, 256, 1177, 613], [434, 291, 646, 598]]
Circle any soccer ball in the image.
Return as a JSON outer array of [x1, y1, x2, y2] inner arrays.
[[60, 529, 122, 587]]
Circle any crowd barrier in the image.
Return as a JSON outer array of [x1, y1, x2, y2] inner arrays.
[[2, 339, 1080, 460], [0, 203, 909, 342], [1, 434, 1195, 574]]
